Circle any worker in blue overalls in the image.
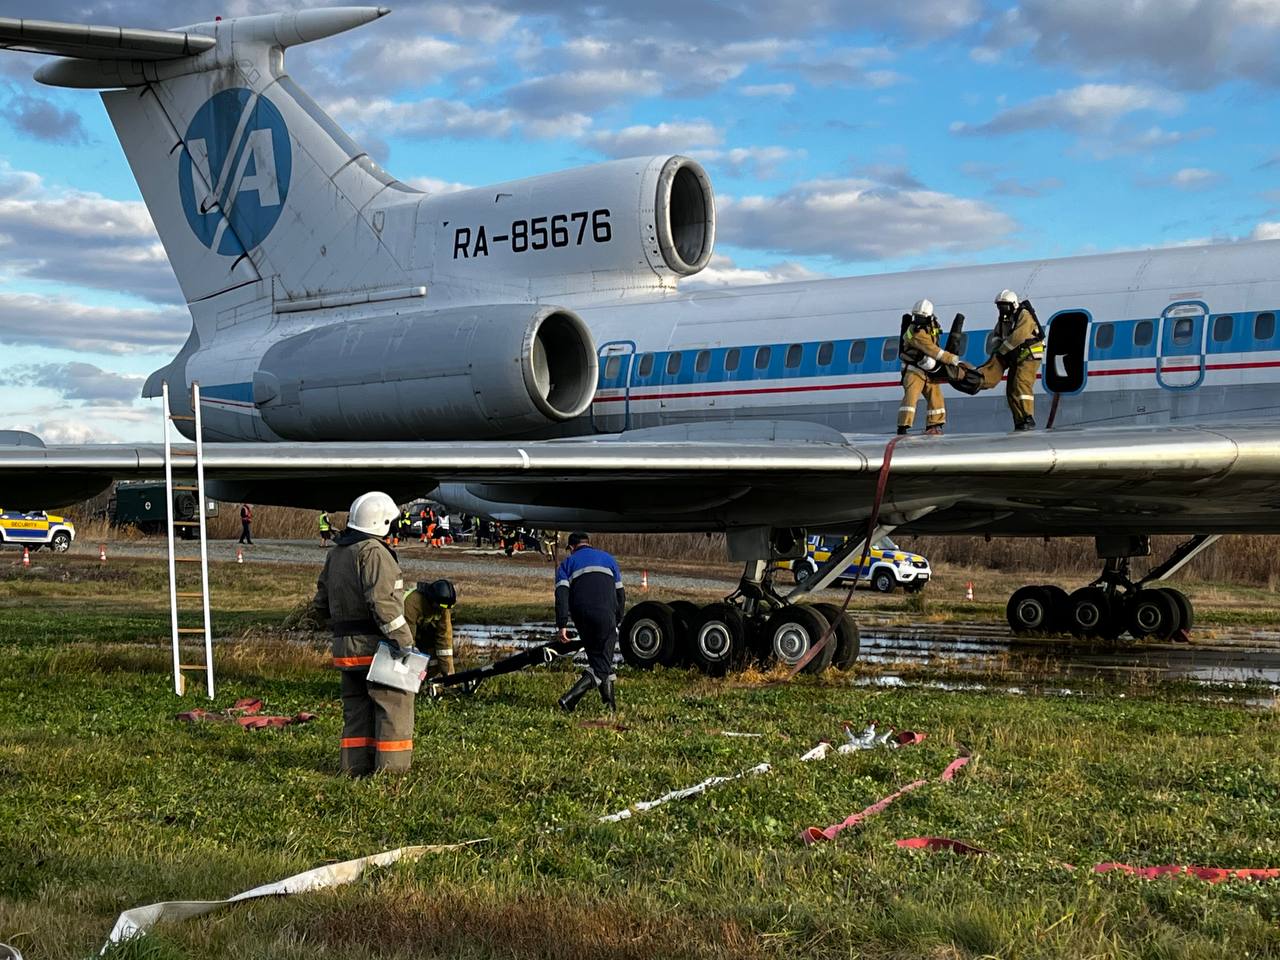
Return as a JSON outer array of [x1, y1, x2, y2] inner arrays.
[[554, 531, 626, 712]]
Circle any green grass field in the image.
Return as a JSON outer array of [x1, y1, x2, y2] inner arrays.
[[2, 558, 1280, 959]]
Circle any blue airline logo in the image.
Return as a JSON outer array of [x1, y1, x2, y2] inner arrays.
[[178, 88, 292, 255]]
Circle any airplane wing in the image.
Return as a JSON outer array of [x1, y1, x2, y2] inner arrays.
[[3, 423, 1279, 537]]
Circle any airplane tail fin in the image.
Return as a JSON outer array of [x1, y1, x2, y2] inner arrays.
[[25, 8, 415, 305]]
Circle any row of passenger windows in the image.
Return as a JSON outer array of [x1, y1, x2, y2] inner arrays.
[[612, 338, 890, 381], [1093, 312, 1276, 349]]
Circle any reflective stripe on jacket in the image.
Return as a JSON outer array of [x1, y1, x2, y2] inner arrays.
[[554, 545, 625, 629], [312, 530, 412, 667]]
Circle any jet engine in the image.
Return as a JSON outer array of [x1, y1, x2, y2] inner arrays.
[[251, 304, 597, 440], [427, 155, 716, 287]]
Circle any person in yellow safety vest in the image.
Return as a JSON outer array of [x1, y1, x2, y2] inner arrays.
[[978, 289, 1045, 430], [404, 579, 457, 677], [897, 298, 963, 436], [311, 491, 416, 776], [318, 510, 332, 547]]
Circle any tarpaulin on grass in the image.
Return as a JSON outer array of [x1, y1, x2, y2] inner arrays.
[[100, 840, 486, 954]]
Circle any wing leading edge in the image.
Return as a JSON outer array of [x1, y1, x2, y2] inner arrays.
[[2, 423, 1279, 537]]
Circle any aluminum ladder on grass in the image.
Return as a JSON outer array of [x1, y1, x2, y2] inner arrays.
[[161, 380, 214, 699]]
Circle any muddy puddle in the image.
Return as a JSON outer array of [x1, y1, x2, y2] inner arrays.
[[455, 621, 1280, 703]]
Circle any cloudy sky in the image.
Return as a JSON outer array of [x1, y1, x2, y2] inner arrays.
[[1, 0, 1278, 442]]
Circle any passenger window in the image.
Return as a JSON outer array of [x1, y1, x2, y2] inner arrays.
[[817, 341, 834, 366], [1256, 312, 1276, 340], [1213, 315, 1233, 342], [604, 356, 621, 380], [1094, 323, 1114, 350], [637, 353, 654, 377], [695, 350, 711, 374], [1134, 320, 1153, 347], [1173, 317, 1194, 344], [881, 339, 897, 362], [725, 348, 740, 372], [848, 340, 866, 364], [754, 346, 771, 370], [785, 344, 803, 369], [666, 352, 682, 376]]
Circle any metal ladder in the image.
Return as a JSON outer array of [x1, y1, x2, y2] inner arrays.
[[161, 380, 215, 698]]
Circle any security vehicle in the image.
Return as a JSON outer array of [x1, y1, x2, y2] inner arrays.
[[784, 535, 931, 594], [0, 510, 76, 552]]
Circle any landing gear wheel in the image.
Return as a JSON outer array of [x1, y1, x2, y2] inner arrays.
[[1127, 588, 1179, 640], [1007, 585, 1053, 634], [619, 601, 680, 670], [1158, 587, 1193, 635], [792, 559, 817, 586], [871, 569, 896, 594], [810, 602, 860, 670], [757, 605, 835, 674], [690, 603, 750, 676], [1067, 587, 1121, 640]]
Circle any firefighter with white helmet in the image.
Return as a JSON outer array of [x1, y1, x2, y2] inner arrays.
[[979, 288, 1045, 430], [897, 298, 961, 435], [311, 490, 417, 775]]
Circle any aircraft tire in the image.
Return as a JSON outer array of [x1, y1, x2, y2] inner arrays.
[[810, 602, 860, 669], [1127, 588, 1180, 640], [619, 601, 680, 670], [690, 603, 749, 676], [1158, 587, 1193, 634], [1066, 587, 1115, 640], [1007, 585, 1054, 634], [756, 605, 835, 673]]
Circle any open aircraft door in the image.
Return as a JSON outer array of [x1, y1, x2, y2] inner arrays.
[[591, 341, 636, 433], [1157, 301, 1208, 390]]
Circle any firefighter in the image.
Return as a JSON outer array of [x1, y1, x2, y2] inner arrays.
[[897, 299, 962, 436], [978, 289, 1045, 430], [317, 510, 332, 547], [311, 491, 416, 776], [554, 532, 626, 712], [405, 578, 457, 677]]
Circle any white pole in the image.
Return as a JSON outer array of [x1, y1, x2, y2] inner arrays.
[[162, 381, 181, 696], [192, 382, 215, 700]]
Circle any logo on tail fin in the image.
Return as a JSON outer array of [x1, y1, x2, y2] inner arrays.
[[178, 88, 292, 256]]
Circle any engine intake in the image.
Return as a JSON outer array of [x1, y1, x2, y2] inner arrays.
[[252, 305, 596, 440]]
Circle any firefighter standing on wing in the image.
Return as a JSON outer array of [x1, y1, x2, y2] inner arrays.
[[405, 579, 457, 677], [554, 532, 626, 712], [311, 491, 416, 776], [978, 289, 1045, 430], [897, 299, 962, 436]]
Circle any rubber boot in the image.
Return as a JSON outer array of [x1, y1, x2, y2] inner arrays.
[[558, 673, 596, 713], [925, 425, 944, 436], [1015, 417, 1035, 431], [599, 677, 616, 712], [896, 425, 909, 436]]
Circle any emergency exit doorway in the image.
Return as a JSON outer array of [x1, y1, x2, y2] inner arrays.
[[591, 341, 636, 433], [1157, 301, 1208, 390]]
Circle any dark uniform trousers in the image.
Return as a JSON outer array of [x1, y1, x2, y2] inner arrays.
[[335, 639, 415, 775], [574, 609, 619, 684]]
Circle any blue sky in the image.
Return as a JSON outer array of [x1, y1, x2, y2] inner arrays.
[[1, 0, 1278, 442]]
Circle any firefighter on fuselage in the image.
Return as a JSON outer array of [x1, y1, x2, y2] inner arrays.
[[897, 299, 961, 436], [978, 289, 1045, 430]]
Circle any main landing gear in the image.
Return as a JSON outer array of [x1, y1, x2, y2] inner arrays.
[[619, 531, 868, 677], [1006, 535, 1217, 642]]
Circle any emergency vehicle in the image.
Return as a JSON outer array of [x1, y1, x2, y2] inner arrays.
[[0, 510, 76, 552], [784, 535, 931, 593]]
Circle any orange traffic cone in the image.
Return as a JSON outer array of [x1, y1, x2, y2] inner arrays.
[[641, 569, 649, 591], [965, 581, 974, 601], [99, 543, 107, 562], [236, 547, 244, 564], [21, 547, 30, 569]]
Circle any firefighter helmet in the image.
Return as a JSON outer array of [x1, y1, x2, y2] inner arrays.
[[911, 298, 935, 319], [995, 289, 1019, 306], [418, 578, 457, 608], [347, 491, 399, 537]]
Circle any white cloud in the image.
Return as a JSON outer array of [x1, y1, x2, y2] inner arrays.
[[951, 83, 1181, 136], [787, 46, 902, 88], [586, 121, 722, 158], [682, 253, 826, 289], [717, 178, 1017, 262], [6, 419, 121, 444], [324, 95, 515, 140], [12, 362, 145, 404], [405, 176, 472, 194], [1168, 167, 1222, 189], [0, 292, 187, 354], [740, 83, 795, 98], [505, 69, 657, 116], [691, 146, 802, 179], [1249, 222, 1280, 240]]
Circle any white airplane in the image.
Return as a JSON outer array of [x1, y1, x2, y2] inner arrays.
[[3, 7, 1279, 674]]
